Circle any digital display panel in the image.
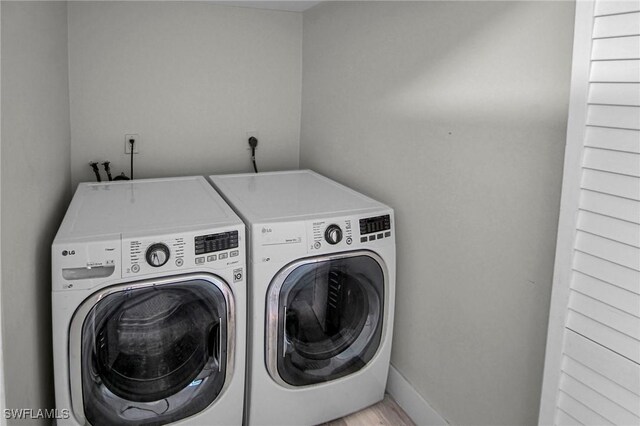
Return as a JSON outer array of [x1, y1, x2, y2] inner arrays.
[[195, 231, 238, 255], [359, 215, 391, 235]]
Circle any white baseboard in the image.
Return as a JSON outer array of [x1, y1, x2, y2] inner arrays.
[[386, 365, 448, 425]]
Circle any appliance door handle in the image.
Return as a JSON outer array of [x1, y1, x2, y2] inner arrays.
[[283, 306, 287, 357], [218, 317, 223, 372]]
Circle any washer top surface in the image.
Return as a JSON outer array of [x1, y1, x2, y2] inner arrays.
[[209, 170, 387, 223], [56, 176, 241, 240]]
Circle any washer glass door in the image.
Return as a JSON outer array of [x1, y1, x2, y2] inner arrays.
[[79, 275, 232, 425], [267, 252, 385, 386]]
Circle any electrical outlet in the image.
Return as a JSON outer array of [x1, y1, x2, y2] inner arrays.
[[125, 134, 140, 154], [246, 131, 258, 149]]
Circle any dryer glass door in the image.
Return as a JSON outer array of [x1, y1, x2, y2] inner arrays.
[[267, 252, 385, 386], [78, 275, 232, 425]]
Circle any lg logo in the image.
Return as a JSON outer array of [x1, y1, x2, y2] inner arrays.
[[261, 227, 272, 234], [62, 250, 76, 256]]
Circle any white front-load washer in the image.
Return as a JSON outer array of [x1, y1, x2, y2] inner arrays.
[[209, 170, 396, 426], [52, 176, 246, 425]]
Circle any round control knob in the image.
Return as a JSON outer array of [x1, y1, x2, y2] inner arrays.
[[324, 224, 343, 245], [146, 243, 170, 267]]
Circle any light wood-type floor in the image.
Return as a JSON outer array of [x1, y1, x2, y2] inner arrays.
[[322, 395, 415, 426]]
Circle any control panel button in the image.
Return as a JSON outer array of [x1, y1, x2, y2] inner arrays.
[[131, 264, 140, 273], [314, 241, 321, 249], [175, 258, 184, 267], [207, 255, 217, 262], [346, 237, 352, 245], [368, 235, 375, 241], [377, 233, 383, 239], [146, 243, 170, 267], [360, 237, 367, 243], [195, 257, 205, 265], [230, 250, 239, 257], [324, 224, 343, 245], [385, 231, 391, 237], [219, 253, 228, 260]]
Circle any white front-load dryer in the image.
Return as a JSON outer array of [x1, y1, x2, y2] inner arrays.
[[52, 176, 246, 425], [209, 170, 396, 426]]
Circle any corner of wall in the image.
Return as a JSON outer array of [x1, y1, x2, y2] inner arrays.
[[0, 0, 72, 413], [386, 365, 448, 426]]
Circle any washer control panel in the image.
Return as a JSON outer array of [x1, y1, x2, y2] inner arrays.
[[122, 228, 243, 277], [126, 237, 186, 275]]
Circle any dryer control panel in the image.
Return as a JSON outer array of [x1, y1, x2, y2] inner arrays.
[[309, 218, 355, 251], [357, 214, 392, 244], [253, 211, 393, 262], [306, 211, 394, 254]]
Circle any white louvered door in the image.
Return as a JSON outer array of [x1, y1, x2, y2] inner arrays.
[[539, 1, 640, 425]]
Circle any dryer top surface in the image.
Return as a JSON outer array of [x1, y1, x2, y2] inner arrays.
[[56, 176, 242, 240], [209, 170, 388, 223]]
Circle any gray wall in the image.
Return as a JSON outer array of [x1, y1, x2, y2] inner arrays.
[[68, 1, 302, 187], [1, 1, 71, 417], [300, 2, 574, 424]]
